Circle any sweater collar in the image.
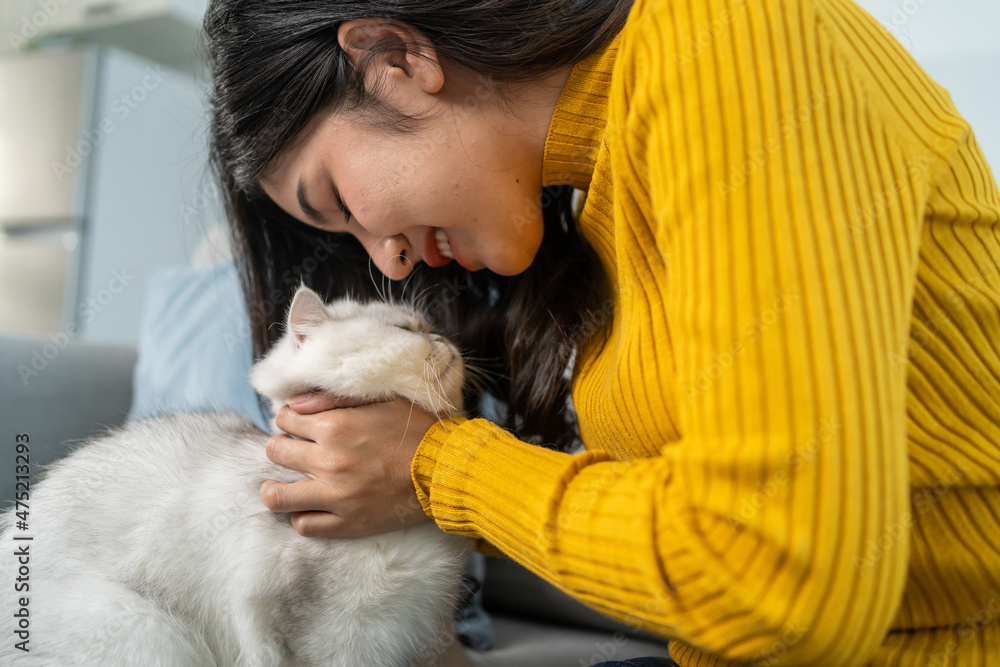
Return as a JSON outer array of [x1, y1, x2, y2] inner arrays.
[[541, 33, 622, 190]]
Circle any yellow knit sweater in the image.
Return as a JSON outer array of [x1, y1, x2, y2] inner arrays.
[[412, 0, 1000, 664]]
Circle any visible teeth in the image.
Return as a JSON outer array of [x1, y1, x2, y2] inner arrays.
[[435, 229, 454, 259]]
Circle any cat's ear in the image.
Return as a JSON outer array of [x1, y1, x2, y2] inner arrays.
[[288, 286, 330, 345]]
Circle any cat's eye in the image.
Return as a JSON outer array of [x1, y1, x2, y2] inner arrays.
[[395, 321, 428, 334]]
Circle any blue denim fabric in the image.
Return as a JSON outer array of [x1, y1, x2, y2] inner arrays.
[[592, 659, 680, 667]]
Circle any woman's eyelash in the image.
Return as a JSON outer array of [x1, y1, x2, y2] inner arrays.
[[337, 199, 352, 225]]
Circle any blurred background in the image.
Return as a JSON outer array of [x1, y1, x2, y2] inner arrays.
[[0, 0, 997, 346], [0, 0, 219, 345]]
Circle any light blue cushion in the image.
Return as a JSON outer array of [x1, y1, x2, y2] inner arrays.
[[126, 261, 271, 431]]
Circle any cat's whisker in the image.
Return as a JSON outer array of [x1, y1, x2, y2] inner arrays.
[[460, 360, 488, 377], [407, 284, 437, 315], [434, 371, 458, 416], [384, 265, 393, 307], [410, 363, 441, 416], [366, 256, 386, 304], [428, 365, 450, 412], [421, 361, 439, 415], [401, 362, 455, 450], [398, 272, 417, 307], [456, 351, 504, 366], [397, 394, 419, 454], [420, 359, 456, 417]]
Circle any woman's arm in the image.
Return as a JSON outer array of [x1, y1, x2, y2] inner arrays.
[[414, 0, 976, 664]]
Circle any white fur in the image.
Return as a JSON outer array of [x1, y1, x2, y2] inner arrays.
[[1, 286, 471, 666]]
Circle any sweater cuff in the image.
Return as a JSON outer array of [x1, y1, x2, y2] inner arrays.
[[410, 415, 615, 562], [411, 416, 468, 517], [411, 417, 526, 557]]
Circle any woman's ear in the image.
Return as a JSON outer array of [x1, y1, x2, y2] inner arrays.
[[337, 19, 444, 96]]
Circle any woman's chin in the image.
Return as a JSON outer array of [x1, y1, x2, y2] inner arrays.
[[488, 253, 537, 276]]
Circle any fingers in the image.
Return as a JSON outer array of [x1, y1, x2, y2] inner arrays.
[[260, 483, 365, 538], [259, 397, 442, 539], [285, 392, 369, 414], [289, 511, 347, 538], [265, 432, 321, 473], [260, 477, 334, 514], [273, 405, 332, 442], [274, 399, 366, 442]]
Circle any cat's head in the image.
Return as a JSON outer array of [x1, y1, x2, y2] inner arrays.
[[249, 285, 464, 419]]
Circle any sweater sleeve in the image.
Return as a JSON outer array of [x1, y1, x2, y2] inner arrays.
[[413, 0, 968, 664]]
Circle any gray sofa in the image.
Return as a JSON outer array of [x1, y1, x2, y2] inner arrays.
[[0, 334, 672, 666]]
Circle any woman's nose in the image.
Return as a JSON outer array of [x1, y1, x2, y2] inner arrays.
[[370, 234, 415, 280]]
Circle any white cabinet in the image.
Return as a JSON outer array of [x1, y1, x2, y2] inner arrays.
[[0, 45, 219, 343]]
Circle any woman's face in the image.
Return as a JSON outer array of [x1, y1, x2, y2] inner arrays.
[[258, 19, 571, 281]]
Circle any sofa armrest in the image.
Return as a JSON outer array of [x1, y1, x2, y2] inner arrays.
[[0, 335, 136, 508]]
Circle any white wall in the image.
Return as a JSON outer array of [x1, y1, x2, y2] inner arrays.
[[853, 0, 1000, 58], [842, 1, 1000, 172], [1, 1, 34, 52]]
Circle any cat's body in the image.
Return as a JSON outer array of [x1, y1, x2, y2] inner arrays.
[[1, 287, 471, 666]]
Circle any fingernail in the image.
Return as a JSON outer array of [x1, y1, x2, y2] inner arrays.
[[287, 393, 309, 406]]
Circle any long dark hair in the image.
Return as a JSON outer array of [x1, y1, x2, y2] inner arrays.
[[204, 0, 628, 450]]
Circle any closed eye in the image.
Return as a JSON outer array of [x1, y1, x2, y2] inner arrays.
[[395, 321, 431, 334], [337, 197, 352, 225]]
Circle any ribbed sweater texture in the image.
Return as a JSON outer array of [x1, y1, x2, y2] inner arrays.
[[412, 0, 1000, 664]]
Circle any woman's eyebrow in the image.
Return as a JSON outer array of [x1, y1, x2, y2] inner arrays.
[[297, 178, 327, 224]]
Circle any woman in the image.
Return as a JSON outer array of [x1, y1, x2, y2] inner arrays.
[[204, 0, 1000, 665]]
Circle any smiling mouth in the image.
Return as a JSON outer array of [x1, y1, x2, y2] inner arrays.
[[422, 228, 454, 268], [435, 229, 454, 259]]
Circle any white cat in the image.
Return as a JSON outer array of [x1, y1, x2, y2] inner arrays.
[[0, 285, 471, 667]]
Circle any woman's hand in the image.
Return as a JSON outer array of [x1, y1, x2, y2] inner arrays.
[[260, 393, 443, 538]]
